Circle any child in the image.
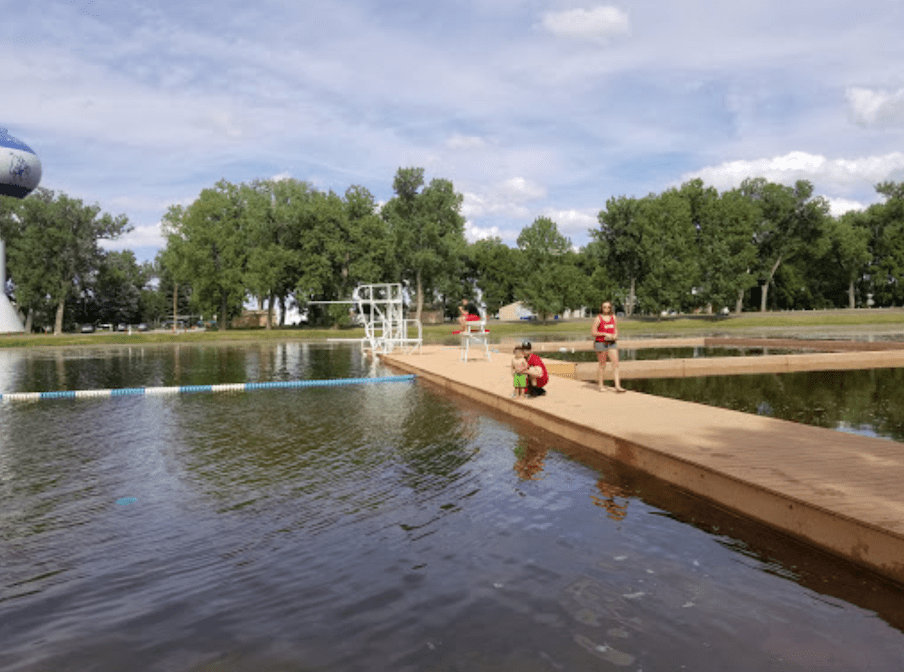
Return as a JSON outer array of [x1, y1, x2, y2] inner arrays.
[[511, 346, 529, 399]]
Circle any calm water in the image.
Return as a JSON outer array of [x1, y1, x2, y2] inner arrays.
[[547, 346, 800, 362], [2, 343, 903, 671], [621, 368, 904, 444], [546, 347, 904, 443]]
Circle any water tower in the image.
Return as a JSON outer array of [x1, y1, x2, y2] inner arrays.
[[0, 127, 43, 333]]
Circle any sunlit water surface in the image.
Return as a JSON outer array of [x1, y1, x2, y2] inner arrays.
[[1, 343, 903, 671]]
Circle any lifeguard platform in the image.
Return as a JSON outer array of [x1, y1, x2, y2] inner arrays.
[[352, 283, 422, 355]]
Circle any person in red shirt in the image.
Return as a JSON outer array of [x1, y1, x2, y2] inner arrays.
[[457, 298, 481, 329], [591, 300, 625, 392], [521, 341, 548, 397]]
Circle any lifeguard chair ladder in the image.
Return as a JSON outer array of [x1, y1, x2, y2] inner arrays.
[[458, 312, 491, 361]]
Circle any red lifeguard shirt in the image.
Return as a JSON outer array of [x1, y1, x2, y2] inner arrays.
[[527, 352, 548, 387]]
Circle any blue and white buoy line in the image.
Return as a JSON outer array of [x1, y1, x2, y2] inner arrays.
[[0, 375, 416, 403]]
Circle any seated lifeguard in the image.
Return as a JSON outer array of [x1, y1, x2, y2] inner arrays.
[[457, 298, 481, 329]]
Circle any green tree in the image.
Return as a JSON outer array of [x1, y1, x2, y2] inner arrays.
[[292, 187, 351, 325], [632, 189, 699, 314], [515, 216, 583, 322], [382, 168, 468, 322], [150, 251, 191, 325], [697, 188, 759, 313], [161, 180, 249, 329], [863, 182, 904, 307], [91, 250, 149, 325], [577, 239, 618, 312], [0, 188, 131, 333], [465, 237, 518, 316], [740, 178, 829, 312], [341, 184, 396, 293], [817, 211, 871, 308], [242, 180, 304, 329], [595, 195, 645, 315]]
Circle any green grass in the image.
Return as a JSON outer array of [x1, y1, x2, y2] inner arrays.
[[2, 309, 903, 349]]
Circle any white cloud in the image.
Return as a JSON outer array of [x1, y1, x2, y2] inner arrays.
[[465, 221, 500, 242], [499, 177, 546, 200], [846, 87, 904, 128], [540, 6, 630, 42], [462, 192, 530, 220], [824, 197, 866, 217], [100, 222, 165, 252], [540, 208, 599, 238], [446, 135, 489, 151], [461, 177, 547, 222], [682, 151, 904, 194]]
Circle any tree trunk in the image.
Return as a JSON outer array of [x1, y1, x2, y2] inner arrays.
[[279, 295, 286, 327], [415, 270, 424, 323], [760, 256, 782, 313], [24, 307, 33, 333], [848, 278, 856, 309], [54, 297, 65, 335], [735, 288, 744, 315], [221, 293, 229, 331], [627, 276, 636, 317], [266, 293, 274, 330]]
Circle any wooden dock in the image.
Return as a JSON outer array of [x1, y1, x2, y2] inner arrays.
[[380, 342, 904, 586]]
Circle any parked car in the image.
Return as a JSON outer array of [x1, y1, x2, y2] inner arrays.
[[137, 323, 149, 331], [80, 324, 95, 333]]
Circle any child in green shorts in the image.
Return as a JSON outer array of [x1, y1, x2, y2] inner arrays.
[[511, 346, 529, 399]]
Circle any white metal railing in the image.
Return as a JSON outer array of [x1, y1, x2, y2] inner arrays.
[[351, 283, 422, 355]]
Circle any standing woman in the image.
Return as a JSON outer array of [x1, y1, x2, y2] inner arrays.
[[592, 301, 625, 393]]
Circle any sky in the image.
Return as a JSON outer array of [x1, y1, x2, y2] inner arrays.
[[3, 0, 904, 263]]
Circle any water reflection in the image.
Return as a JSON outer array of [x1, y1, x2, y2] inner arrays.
[[513, 437, 548, 481], [626, 368, 904, 442], [551, 345, 800, 363], [591, 481, 630, 521], [1, 343, 904, 671]]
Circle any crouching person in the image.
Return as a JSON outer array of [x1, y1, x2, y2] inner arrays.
[[521, 341, 549, 397]]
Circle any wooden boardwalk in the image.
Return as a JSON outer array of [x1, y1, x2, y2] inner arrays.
[[380, 342, 904, 586]]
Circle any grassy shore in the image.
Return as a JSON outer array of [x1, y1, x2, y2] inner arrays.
[[2, 308, 903, 349]]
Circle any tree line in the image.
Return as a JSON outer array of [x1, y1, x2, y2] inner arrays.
[[2, 169, 903, 333]]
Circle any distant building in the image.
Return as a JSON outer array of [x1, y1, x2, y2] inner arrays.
[[498, 301, 534, 321], [232, 309, 269, 328], [497, 301, 588, 321]]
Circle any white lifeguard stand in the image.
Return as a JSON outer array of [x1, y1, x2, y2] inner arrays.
[[353, 283, 422, 355]]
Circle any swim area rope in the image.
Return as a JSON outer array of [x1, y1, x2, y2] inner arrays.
[[0, 374, 416, 403]]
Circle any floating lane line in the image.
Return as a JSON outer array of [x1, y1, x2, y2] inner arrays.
[[0, 375, 416, 403]]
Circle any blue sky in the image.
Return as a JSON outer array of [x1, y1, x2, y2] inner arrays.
[[4, 0, 904, 263]]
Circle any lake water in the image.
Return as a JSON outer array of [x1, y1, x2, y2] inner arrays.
[[2, 343, 903, 671], [547, 346, 802, 362], [545, 346, 904, 443]]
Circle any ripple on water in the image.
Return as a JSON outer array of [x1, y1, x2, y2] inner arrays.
[[1, 344, 904, 672]]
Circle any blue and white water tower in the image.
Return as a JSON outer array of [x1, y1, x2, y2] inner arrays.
[[1, 127, 42, 332]]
